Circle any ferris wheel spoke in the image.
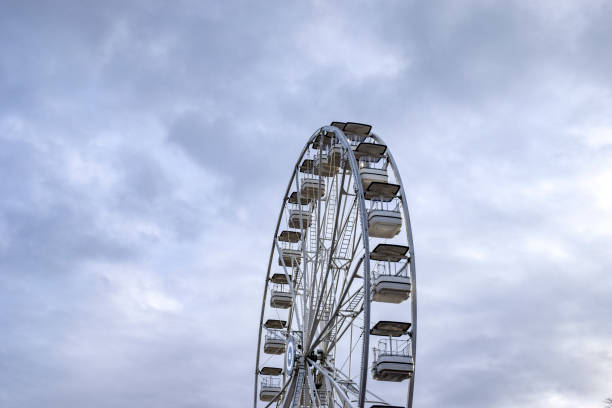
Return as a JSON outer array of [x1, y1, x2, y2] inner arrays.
[[308, 257, 364, 354], [260, 375, 292, 408], [306, 259, 336, 347], [335, 268, 354, 315], [326, 307, 364, 353], [309, 173, 350, 345], [335, 239, 361, 307], [314, 285, 364, 352], [304, 366, 322, 407], [350, 233, 363, 263], [315, 266, 344, 345], [310, 361, 354, 408], [304, 172, 324, 347], [331, 197, 358, 261], [330, 311, 365, 361], [306, 143, 328, 348], [317, 170, 339, 241], [332, 366, 391, 406]]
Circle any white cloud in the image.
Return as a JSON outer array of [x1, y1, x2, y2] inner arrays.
[[296, 8, 408, 81]]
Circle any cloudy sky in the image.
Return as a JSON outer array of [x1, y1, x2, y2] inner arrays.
[[1, 1, 612, 407]]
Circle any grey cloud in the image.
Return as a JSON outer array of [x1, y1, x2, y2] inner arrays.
[[1, 1, 612, 407]]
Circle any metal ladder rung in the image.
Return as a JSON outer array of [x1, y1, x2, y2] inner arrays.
[[324, 180, 337, 241], [337, 206, 356, 259], [345, 292, 363, 312], [291, 368, 306, 408]]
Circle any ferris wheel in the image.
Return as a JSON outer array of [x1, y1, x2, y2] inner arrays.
[[253, 122, 417, 408]]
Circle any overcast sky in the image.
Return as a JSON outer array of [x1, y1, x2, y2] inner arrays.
[[1, 1, 612, 407]]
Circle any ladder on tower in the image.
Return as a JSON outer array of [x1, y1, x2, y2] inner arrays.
[[320, 301, 338, 342], [294, 266, 303, 296], [344, 291, 364, 314], [331, 291, 364, 341], [291, 368, 306, 408], [309, 221, 318, 254], [324, 178, 337, 242], [336, 205, 356, 260], [317, 389, 330, 407]]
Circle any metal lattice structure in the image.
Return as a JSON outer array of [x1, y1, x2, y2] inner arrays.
[[254, 122, 417, 408]]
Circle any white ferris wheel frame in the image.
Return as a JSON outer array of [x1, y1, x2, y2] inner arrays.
[[253, 125, 417, 408]]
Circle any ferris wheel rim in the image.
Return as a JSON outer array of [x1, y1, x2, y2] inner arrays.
[[254, 125, 416, 408], [371, 132, 418, 408]]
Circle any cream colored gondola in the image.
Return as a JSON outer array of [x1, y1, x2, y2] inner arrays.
[[360, 166, 388, 190], [314, 152, 340, 177], [287, 191, 312, 206], [278, 248, 301, 266], [330, 143, 344, 161], [278, 230, 301, 243], [300, 178, 325, 198], [259, 377, 282, 401], [263, 329, 286, 355], [270, 284, 293, 309], [371, 339, 414, 382], [288, 208, 312, 229], [299, 159, 316, 174], [372, 274, 411, 303], [371, 255, 411, 303], [368, 208, 402, 238]]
